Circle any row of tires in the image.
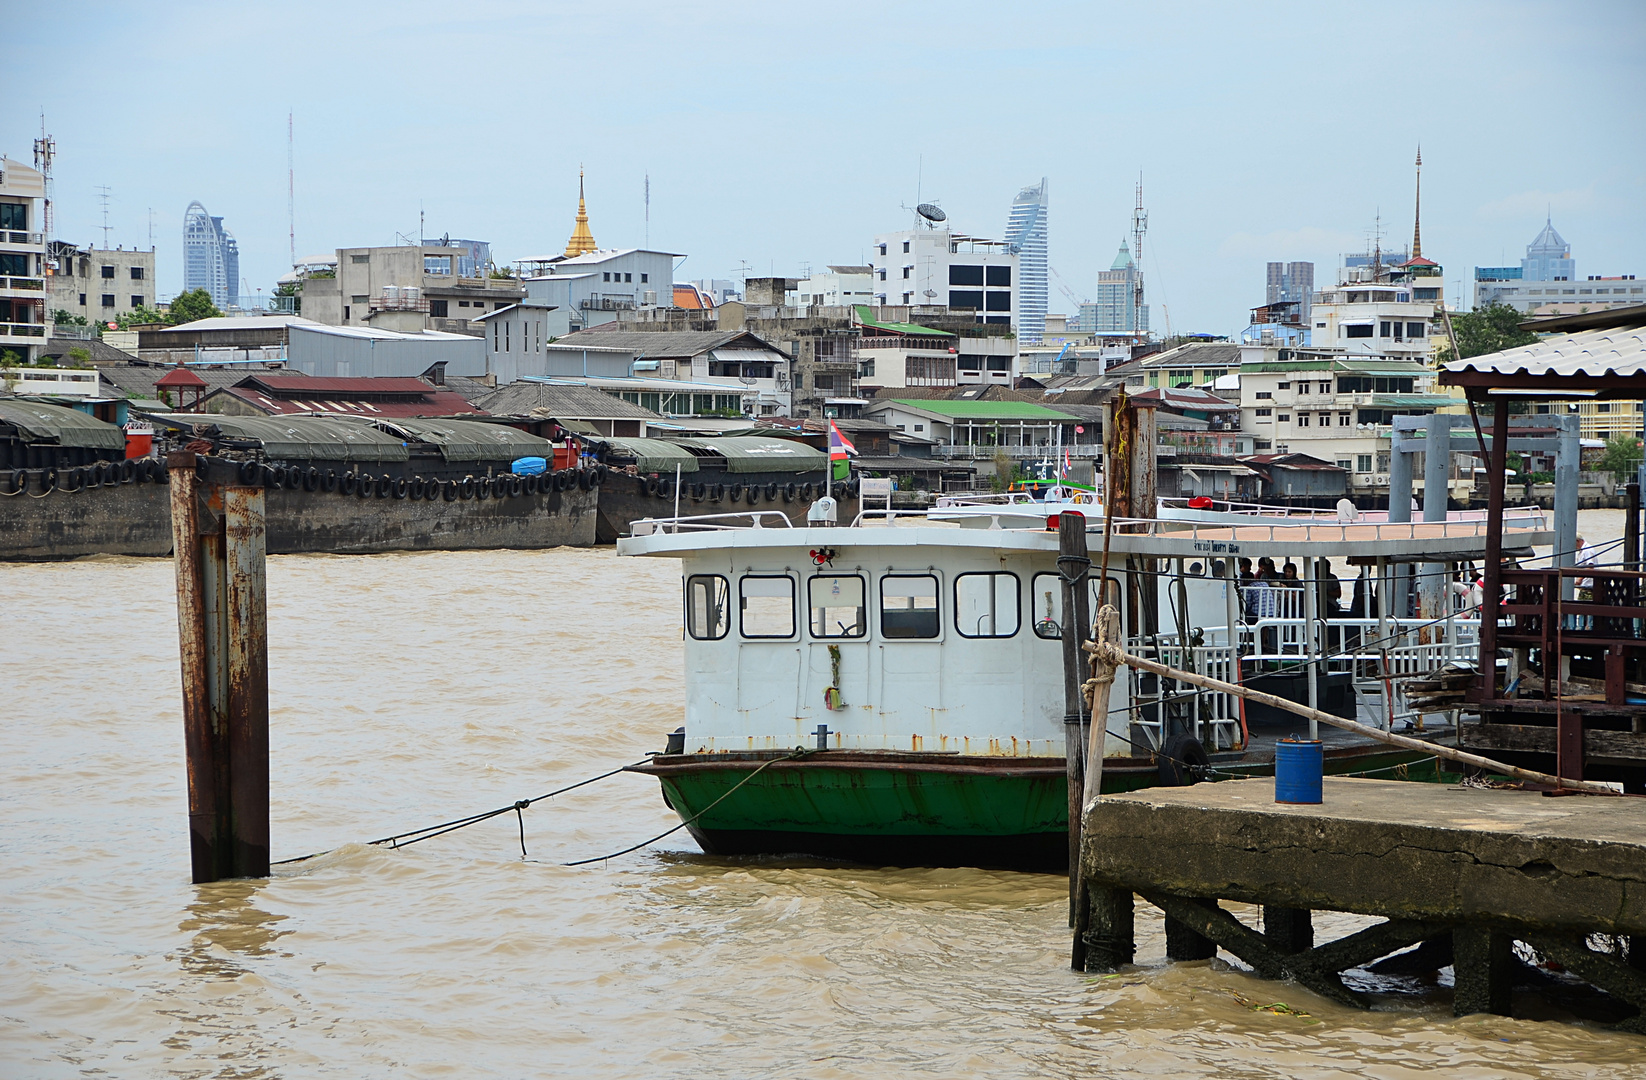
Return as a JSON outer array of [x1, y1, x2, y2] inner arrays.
[[634, 474, 859, 505], [3, 457, 166, 494], [242, 461, 603, 502]]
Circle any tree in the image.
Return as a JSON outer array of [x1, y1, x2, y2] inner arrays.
[[116, 305, 168, 330], [272, 281, 301, 314], [52, 309, 88, 326], [1433, 303, 1540, 363], [1599, 435, 1644, 482], [166, 288, 222, 326]]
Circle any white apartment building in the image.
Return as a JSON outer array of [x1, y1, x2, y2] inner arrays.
[[1309, 273, 1440, 361], [1237, 346, 1456, 495], [870, 226, 1018, 329], [790, 265, 874, 309], [520, 248, 679, 337], [0, 156, 48, 362]]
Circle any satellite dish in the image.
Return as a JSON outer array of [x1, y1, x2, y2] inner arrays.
[[916, 203, 947, 223]]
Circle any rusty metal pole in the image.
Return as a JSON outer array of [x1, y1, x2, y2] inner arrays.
[[168, 452, 270, 882], [1059, 514, 1091, 925], [1479, 398, 1510, 700]]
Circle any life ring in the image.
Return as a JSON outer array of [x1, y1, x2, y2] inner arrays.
[[1158, 733, 1210, 786], [391, 477, 409, 499], [322, 469, 339, 493], [783, 482, 797, 502], [443, 478, 459, 502], [239, 460, 262, 485], [459, 476, 476, 500], [303, 466, 320, 492], [340, 471, 358, 495]]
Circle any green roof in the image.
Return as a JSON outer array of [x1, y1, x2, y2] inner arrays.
[[679, 436, 827, 474], [603, 437, 701, 474], [882, 399, 1078, 420], [377, 417, 553, 462], [1239, 361, 1335, 373], [853, 306, 954, 338], [1367, 394, 1456, 408], [153, 413, 411, 463], [0, 398, 126, 450]]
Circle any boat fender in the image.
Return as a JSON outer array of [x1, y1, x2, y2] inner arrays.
[[62, 467, 83, 492], [559, 470, 573, 492], [509, 475, 524, 497], [120, 459, 138, 484], [709, 483, 724, 502], [459, 476, 476, 500], [303, 466, 321, 491], [801, 482, 814, 500], [130, 460, 148, 484], [783, 482, 797, 502], [340, 471, 358, 495], [1158, 733, 1210, 786], [580, 469, 594, 491], [265, 463, 285, 490], [729, 484, 744, 503], [391, 476, 409, 499], [476, 476, 493, 500], [589, 465, 604, 487], [443, 478, 460, 502], [642, 476, 657, 497], [358, 473, 376, 498], [524, 473, 539, 496], [745, 485, 760, 505], [241, 461, 263, 485], [765, 482, 779, 500], [9, 468, 26, 493], [691, 482, 706, 500]]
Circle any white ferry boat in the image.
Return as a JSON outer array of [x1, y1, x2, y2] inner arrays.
[[618, 503, 1551, 870]]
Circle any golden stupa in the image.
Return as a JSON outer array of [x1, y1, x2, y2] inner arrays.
[[564, 169, 597, 258]]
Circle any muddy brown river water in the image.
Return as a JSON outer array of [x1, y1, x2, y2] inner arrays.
[[3, 536, 1642, 1077]]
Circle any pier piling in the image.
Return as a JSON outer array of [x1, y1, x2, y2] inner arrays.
[[168, 452, 270, 883]]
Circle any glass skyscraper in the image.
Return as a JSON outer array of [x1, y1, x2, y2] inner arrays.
[[183, 200, 239, 309], [1005, 178, 1048, 343]]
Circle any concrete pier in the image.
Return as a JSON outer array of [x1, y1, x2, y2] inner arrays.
[[1077, 777, 1646, 1030]]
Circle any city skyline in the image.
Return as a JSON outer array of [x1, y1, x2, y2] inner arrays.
[[4, 1, 1641, 336]]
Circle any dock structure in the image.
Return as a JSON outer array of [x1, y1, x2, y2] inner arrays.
[[1076, 777, 1646, 1030]]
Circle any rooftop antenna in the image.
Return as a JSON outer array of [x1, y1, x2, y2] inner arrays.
[[1410, 145, 1422, 259], [1371, 209, 1384, 280], [287, 110, 295, 267], [1132, 174, 1148, 329], [644, 172, 650, 248], [95, 185, 112, 249], [32, 115, 54, 250], [148, 207, 154, 250]]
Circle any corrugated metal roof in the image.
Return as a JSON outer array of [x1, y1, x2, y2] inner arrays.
[[376, 417, 553, 462], [678, 437, 828, 474], [1442, 327, 1646, 378], [852, 306, 955, 338], [555, 328, 787, 359], [876, 399, 1079, 420], [0, 398, 127, 449], [472, 382, 662, 420], [1367, 394, 1456, 408], [218, 386, 482, 418], [158, 414, 411, 462]]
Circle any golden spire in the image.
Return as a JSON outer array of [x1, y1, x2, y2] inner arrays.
[[564, 168, 597, 258], [1411, 146, 1422, 259]]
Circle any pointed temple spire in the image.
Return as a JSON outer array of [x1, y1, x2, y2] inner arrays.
[[564, 168, 597, 258], [1411, 146, 1422, 259]]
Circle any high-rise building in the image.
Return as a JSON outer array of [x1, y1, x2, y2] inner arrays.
[[0, 155, 49, 362], [1087, 241, 1148, 335], [1473, 219, 1641, 313], [1265, 261, 1315, 324], [869, 225, 1017, 327], [183, 201, 238, 309], [1005, 178, 1048, 344]]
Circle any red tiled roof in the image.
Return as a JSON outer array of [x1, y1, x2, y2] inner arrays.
[[237, 375, 442, 396], [156, 366, 209, 388]]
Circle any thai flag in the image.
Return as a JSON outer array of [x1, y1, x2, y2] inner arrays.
[[829, 421, 857, 481]]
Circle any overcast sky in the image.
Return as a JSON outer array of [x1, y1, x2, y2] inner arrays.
[[7, 1, 1643, 334]]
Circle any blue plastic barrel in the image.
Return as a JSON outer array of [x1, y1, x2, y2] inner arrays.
[[512, 456, 547, 476], [1274, 738, 1323, 804]]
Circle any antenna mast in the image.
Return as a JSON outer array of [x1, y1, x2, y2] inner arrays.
[[644, 172, 650, 248], [96, 186, 112, 249], [288, 111, 295, 267], [32, 117, 54, 251], [1131, 175, 1147, 335]]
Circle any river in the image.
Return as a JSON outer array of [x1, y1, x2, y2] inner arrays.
[[2, 515, 1641, 1077]]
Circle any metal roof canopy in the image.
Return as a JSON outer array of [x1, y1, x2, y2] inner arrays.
[[374, 417, 553, 462], [602, 437, 702, 474], [0, 398, 126, 450], [677, 437, 828, 474], [1440, 327, 1646, 399], [153, 413, 412, 462]]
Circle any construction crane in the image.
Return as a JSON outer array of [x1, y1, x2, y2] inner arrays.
[[1049, 266, 1086, 309]]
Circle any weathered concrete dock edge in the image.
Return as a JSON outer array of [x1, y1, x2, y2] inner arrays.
[[1077, 777, 1646, 1027]]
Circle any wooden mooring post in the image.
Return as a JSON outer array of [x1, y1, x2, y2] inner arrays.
[[167, 452, 270, 883]]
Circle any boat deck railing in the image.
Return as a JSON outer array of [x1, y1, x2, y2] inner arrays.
[[629, 511, 796, 535]]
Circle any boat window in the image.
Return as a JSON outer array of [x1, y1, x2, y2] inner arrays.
[[1031, 573, 1063, 638], [809, 575, 867, 639], [740, 575, 796, 638], [880, 575, 939, 639], [955, 572, 1020, 638], [685, 574, 729, 640]]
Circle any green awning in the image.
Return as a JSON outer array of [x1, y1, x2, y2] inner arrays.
[[0, 398, 126, 450], [853, 305, 955, 338], [378, 417, 553, 462], [679, 436, 829, 474], [601, 437, 701, 474], [157, 413, 411, 462]]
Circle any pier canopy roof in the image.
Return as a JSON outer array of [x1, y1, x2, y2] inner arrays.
[[1441, 326, 1646, 398], [602, 437, 701, 473], [676, 436, 828, 473], [373, 416, 552, 462], [170, 414, 411, 462], [0, 398, 126, 450]]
